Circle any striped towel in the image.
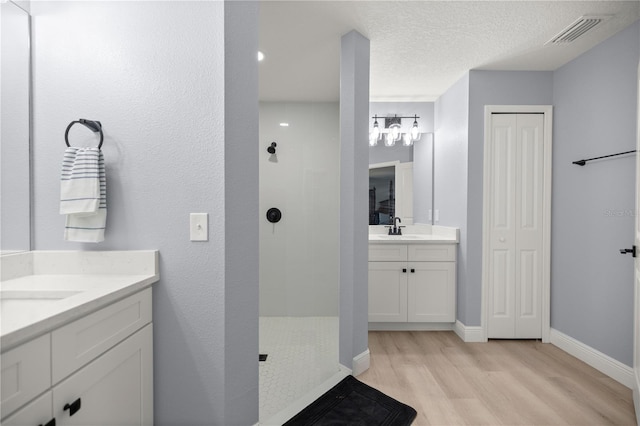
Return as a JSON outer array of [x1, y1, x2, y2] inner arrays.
[[60, 147, 107, 242]]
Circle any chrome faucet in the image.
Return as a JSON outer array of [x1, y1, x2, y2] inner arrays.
[[388, 217, 403, 235]]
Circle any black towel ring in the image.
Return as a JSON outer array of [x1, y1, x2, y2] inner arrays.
[[65, 119, 104, 149]]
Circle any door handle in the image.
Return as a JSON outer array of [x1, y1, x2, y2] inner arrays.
[[620, 246, 637, 257], [64, 398, 81, 416]]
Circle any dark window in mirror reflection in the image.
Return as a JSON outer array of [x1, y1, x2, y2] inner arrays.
[[369, 166, 395, 225]]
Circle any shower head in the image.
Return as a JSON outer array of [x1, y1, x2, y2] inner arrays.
[[267, 142, 277, 154]]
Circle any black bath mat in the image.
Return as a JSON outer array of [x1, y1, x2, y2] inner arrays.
[[283, 375, 417, 426]]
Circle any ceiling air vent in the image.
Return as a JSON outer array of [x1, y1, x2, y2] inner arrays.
[[546, 15, 611, 45]]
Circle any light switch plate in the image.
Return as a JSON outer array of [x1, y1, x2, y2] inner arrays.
[[190, 213, 208, 241]]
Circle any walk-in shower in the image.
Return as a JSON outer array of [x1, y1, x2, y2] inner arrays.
[[259, 101, 340, 422]]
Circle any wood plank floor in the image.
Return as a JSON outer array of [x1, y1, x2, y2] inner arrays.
[[356, 331, 636, 425]]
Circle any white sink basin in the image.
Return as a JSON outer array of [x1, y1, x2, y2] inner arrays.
[[1, 290, 82, 322]]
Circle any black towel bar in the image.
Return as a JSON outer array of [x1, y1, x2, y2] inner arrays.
[[572, 150, 636, 166]]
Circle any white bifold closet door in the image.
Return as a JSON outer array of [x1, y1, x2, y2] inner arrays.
[[487, 113, 544, 339]]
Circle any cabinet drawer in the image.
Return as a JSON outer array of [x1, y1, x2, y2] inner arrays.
[[2, 391, 52, 426], [408, 244, 456, 262], [369, 244, 408, 262], [1, 334, 51, 419], [52, 288, 152, 384]]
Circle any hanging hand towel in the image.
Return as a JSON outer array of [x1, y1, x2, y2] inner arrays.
[[60, 147, 101, 214], [60, 147, 107, 242]]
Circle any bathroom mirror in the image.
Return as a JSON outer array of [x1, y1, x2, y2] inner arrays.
[[369, 103, 434, 226], [369, 164, 395, 225], [369, 160, 415, 226], [1, 1, 31, 254]]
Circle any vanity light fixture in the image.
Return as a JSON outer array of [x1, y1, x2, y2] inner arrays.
[[370, 114, 421, 147]]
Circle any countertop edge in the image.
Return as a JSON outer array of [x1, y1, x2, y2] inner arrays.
[[368, 238, 459, 244], [1, 274, 159, 352]]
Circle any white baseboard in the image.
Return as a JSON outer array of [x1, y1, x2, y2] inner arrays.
[[454, 320, 484, 342], [352, 349, 370, 376], [549, 328, 634, 389]]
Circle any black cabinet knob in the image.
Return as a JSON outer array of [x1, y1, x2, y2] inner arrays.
[[402, 268, 407, 273], [64, 398, 81, 416], [411, 268, 415, 273]]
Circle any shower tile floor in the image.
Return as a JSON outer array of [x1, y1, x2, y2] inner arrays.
[[259, 316, 339, 422]]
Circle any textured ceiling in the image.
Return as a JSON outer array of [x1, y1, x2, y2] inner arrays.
[[259, 1, 640, 102]]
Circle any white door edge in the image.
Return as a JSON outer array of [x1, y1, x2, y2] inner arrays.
[[632, 61, 640, 425], [480, 105, 553, 343]]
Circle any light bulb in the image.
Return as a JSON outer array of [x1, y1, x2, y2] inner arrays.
[[384, 133, 395, 147], [403, 133, 413, 146], [411, 120, 420, 141], [389, 123, 401, 142], [369, 132, 378, 147], [372, 121, 380, 141]]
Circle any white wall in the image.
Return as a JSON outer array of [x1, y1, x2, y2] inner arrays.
[[259, 102, 339, 316], [552, 22, 639, 366], [30, 2, 258, 424]]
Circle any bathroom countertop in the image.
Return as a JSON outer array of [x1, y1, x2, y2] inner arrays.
[[0, 251, 159, 351], [368, 234, 458, 244], [368, 224, 459, 244]]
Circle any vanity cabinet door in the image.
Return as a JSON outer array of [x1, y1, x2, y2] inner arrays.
[[407, 262, 456, 322], [1, 391, 53, 426], [0, 334, 51, 419], [368, 262, 408, 322], [54, 324, 153, 426]]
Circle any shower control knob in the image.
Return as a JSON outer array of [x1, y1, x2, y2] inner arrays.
[[266, 208, 282, 223]]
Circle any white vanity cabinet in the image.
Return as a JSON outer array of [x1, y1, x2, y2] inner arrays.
[[368, 243, 456, 323], [1, 288, 153, 426]]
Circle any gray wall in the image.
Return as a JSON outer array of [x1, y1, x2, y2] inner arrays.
[[434, 73, 470, 323], [340, 30, 370, 369], [435, 24, 639, 367], [30, 2, 258, 424], [551, 22, 639, 366], [466, 70, 554, 325]]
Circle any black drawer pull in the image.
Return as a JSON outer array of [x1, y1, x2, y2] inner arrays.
[[39, 419, 56, 426], [402, 268, 407, 273], [64, 398, 81, 416], [411, 268, 415, 273]]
